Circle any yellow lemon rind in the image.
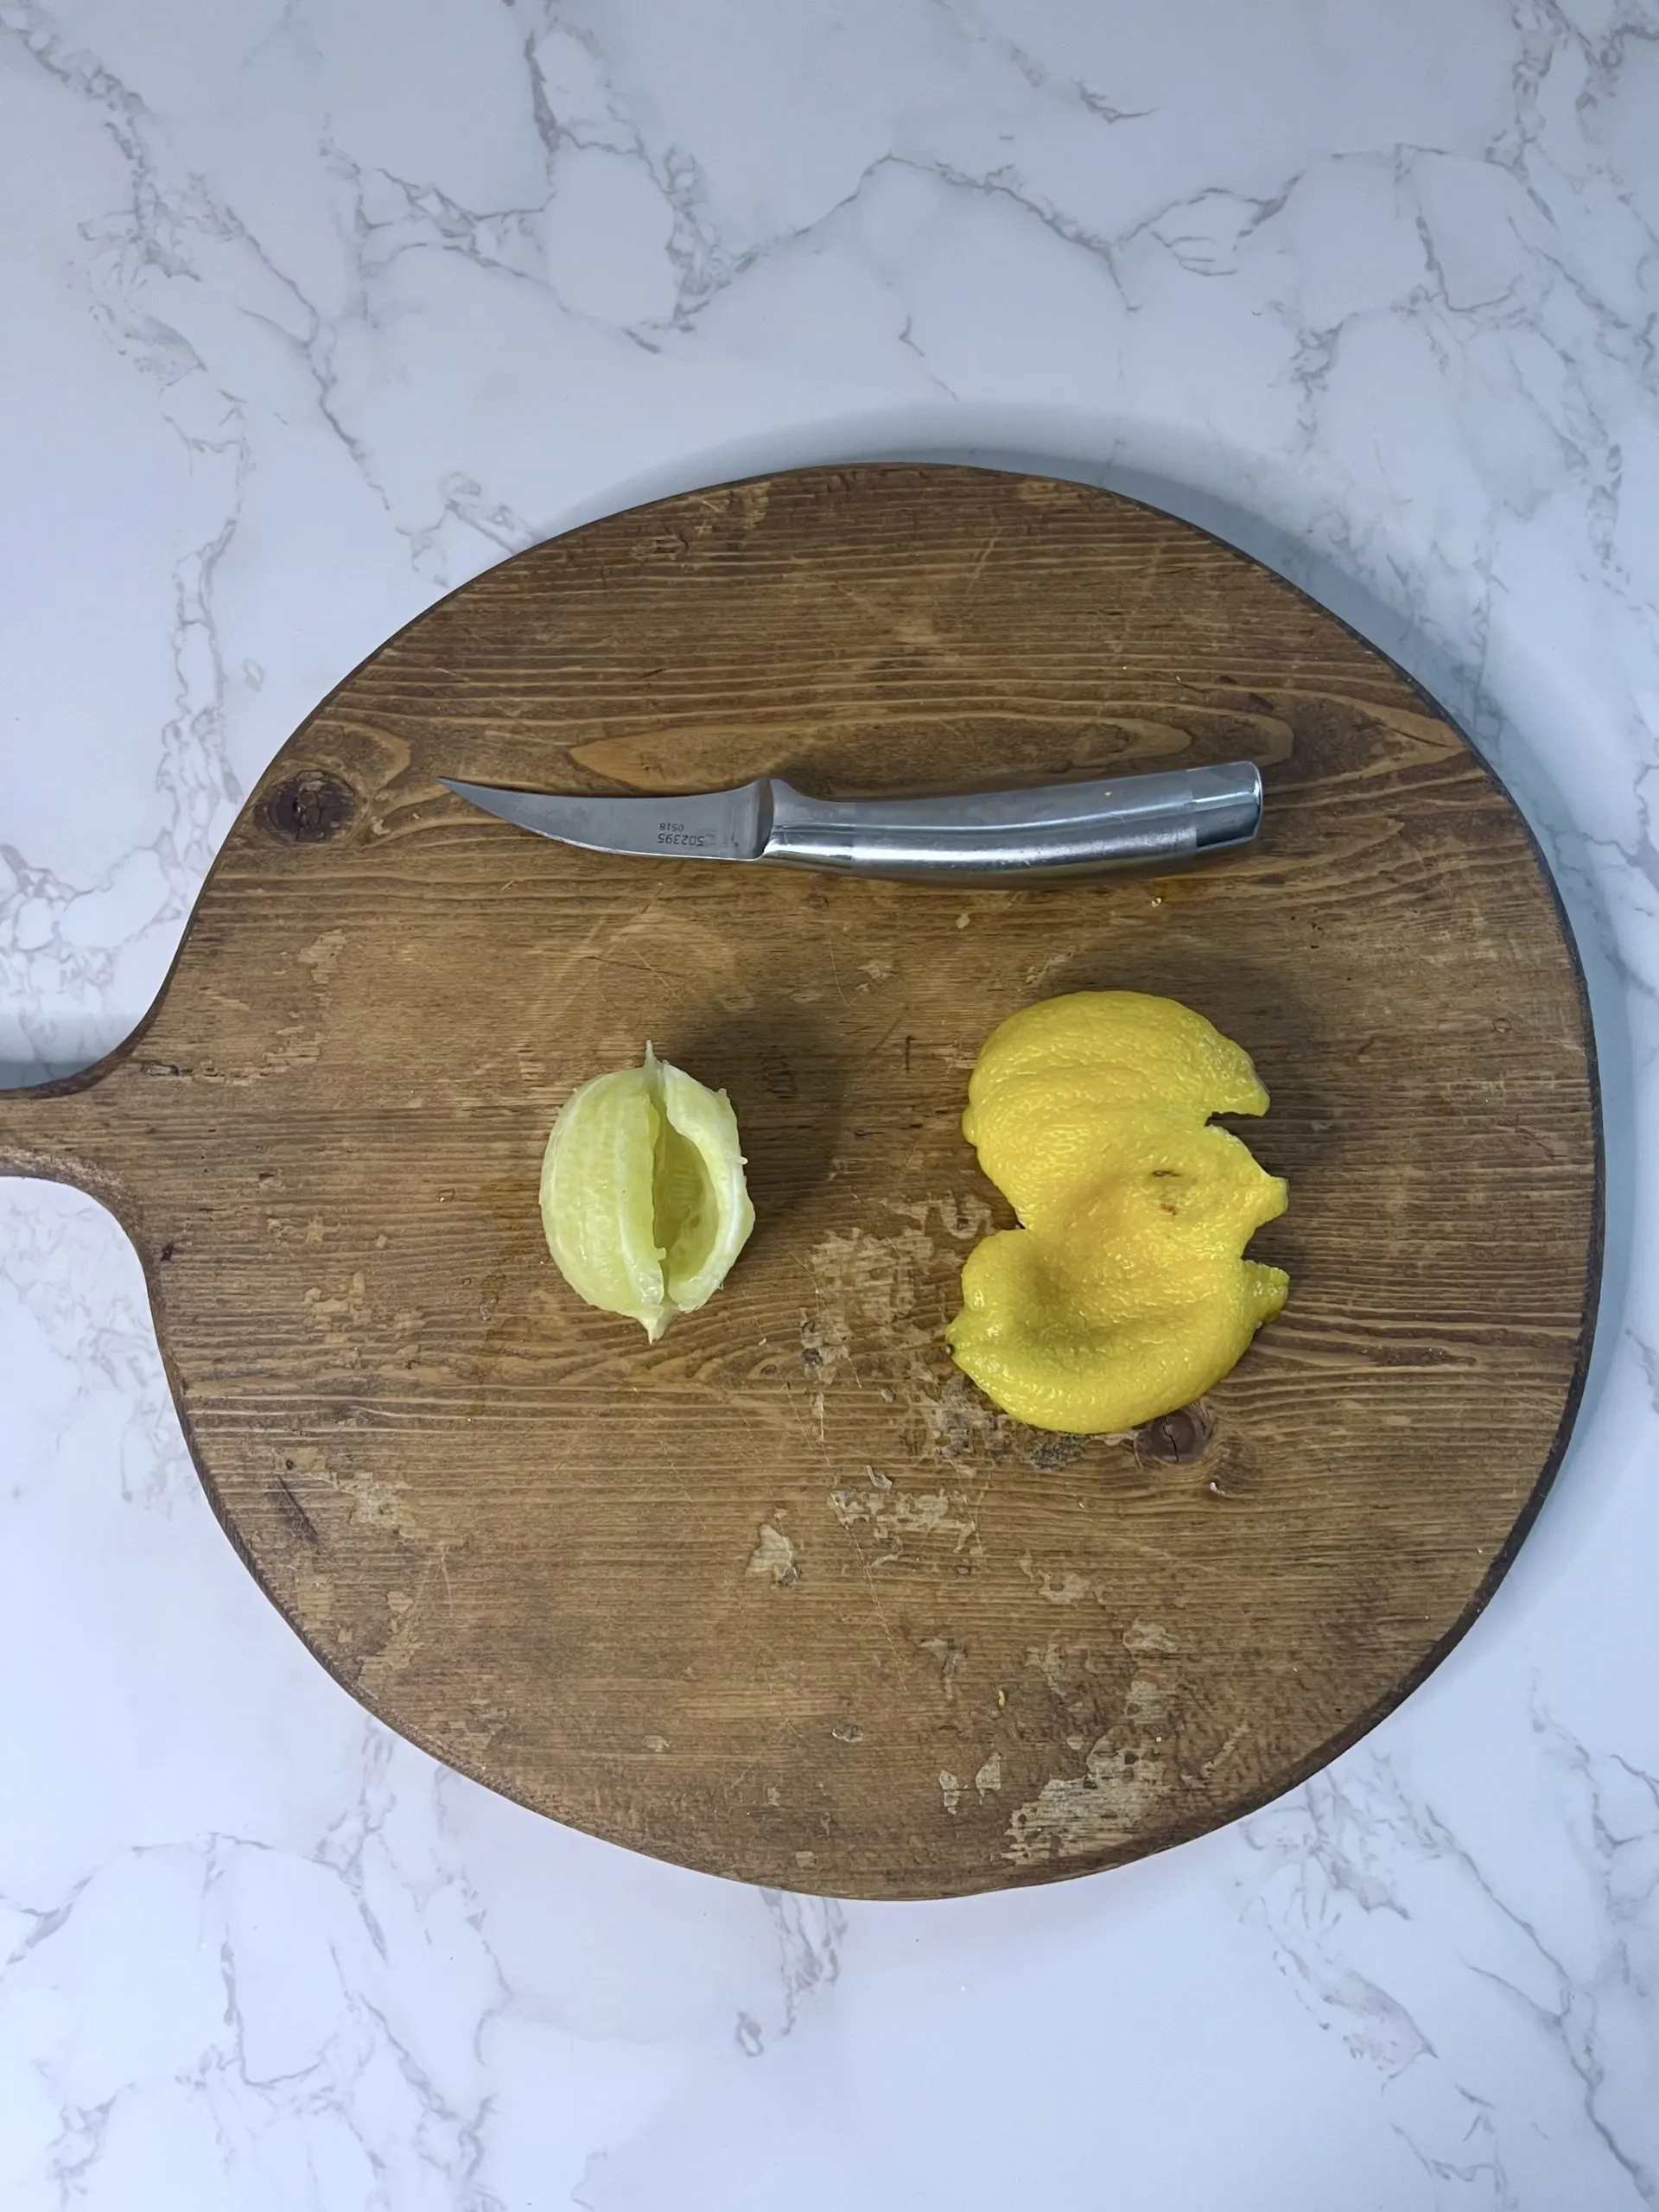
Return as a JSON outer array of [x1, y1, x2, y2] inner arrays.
[[948, 991, 1289, 1435]]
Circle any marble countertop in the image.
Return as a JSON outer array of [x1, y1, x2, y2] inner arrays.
[[3, 2, 1656, 2205]]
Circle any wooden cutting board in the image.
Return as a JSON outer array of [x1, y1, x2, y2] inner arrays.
[[0, 466, 1599, 1898]]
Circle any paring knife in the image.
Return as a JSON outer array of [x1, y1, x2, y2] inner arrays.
[[442, 760, 1262, 885]]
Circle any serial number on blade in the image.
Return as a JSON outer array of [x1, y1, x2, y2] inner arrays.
[[656, 821, 715, 849]]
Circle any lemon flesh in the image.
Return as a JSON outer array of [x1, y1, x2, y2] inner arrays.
[[540, 1046, 755, 1341], [947, 992, 1288, 1433]]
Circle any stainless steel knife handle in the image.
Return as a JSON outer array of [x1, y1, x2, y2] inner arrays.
[[759, 761, 1262, 882]]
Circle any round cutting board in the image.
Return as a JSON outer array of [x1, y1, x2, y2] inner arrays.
[[0, 466, 1599, 1897]]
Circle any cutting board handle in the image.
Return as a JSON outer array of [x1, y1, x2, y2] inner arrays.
[[0, 1065, 130, 1205]]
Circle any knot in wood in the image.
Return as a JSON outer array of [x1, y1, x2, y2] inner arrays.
[[260, 770, 359, 843], [1135, 1401, 1215, 1466]]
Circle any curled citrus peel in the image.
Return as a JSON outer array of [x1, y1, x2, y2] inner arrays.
[[946, 992, 1288, 1434]]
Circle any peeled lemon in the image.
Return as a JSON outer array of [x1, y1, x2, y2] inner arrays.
[[947, 992, 1288, 1433], [540, 1046, 755, 1341]]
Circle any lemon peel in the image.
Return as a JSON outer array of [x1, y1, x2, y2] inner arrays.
[[540, 1046, 755, 1341], [946, 992, 1288, 1433]]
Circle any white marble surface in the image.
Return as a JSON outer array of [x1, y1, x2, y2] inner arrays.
[[2, 0, 1656, 2202]]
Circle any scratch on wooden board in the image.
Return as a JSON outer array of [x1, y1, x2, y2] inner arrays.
[[958, 524, 1003, 603], [747, 1523, 799, 1586], [830, 1483, 980, 1562], [1123, 1621, 1181, 1655], [299, 928, 347, 984], [1005, 1739, 1168, 1866], [920, 1636, 965, 1701], [1123, 1675, 1169, 1725], [845, 1523, 905, 1662]]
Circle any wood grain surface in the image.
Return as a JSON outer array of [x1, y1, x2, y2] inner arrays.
[[0, 466, 1600, 1898]]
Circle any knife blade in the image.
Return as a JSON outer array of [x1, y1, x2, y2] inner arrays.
[[441, 760, 1262, 885]]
